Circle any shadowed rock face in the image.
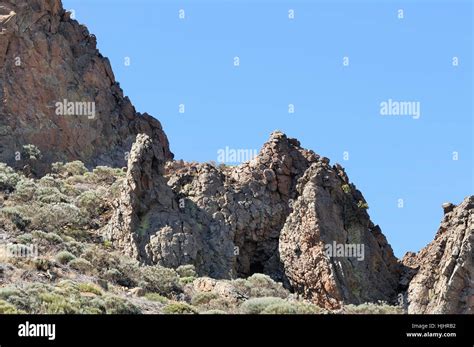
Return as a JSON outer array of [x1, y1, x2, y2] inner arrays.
[[0, 0, 172, 174], [403, 197, 473, 314]]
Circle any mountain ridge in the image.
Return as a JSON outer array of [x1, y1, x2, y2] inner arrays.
[[0, 0, 471, 314]]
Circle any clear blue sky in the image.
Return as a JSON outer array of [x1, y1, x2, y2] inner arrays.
[[62, 0, 473, 258]]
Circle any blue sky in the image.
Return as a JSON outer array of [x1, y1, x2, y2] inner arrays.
[[62, 0, 473, 257]]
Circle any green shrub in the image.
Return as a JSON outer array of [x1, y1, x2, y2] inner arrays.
[[77, 190, 104, 216], [261, 302, 298, 314], [179, 276, 195, 285], [0, 287, 22, 300], [29, 203, 84, 232], [357, 200, 369, 209], [32, 230, 63, 244], [343, 302, 404, 314], [176, 264, 197, 278], [52, 161, 88, 177], [15, 233, 33, 244], [55, 251, 76, 264], [36, 186, 69, 204], [144, 293, 168, 304], [294, 302, 327, 314], [77, 283, 102, 296], [33, 258, 53, 271], [69, 258, 93, 273], [38, 292, 80, 314], [13, 179, 37, 201], [0, 163, 21, 191], [191, 292, 219, 306], [341, 184, 351, 194], [162, 302, 197, 314], [64, 241, 86, 256], [104, 296, 141, 314], [91, 166, 123, 184], [1, 207, 31, 230], [139, 266, 181, 295], [233, 274, 289, 299], [0, 299, 23, 314], [114, 259, 142, 287], [240, 297, 287, 314], [104, 268, 123, 283], [22, 144, 42, 160]]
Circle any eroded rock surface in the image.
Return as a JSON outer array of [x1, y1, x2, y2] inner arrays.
[[2, 0, 470, 313], [106, 132, 402, 309], [404, 197, 473, 314], [279, 162, 400, 309], [0, 0, 172, 174]]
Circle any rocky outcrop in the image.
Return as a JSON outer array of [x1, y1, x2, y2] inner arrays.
[[0, 0, 172, 174], [106, 131, 401, 309], [403, 197, 473, 314], [279, 162, 400, 309], [105, 133, 236, 279], [3, 0, 470, 314]]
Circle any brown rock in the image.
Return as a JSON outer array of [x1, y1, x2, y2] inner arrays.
[[0, 0, 172, 175], [279, 162, 400, 309], [404, 196, 473, 314]]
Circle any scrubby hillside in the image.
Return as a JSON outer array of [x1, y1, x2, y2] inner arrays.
[[0, 161, 404, 314]]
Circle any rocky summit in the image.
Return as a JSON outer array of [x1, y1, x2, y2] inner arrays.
[[0, 0, 172, 175], [0, 0, 471, 314]]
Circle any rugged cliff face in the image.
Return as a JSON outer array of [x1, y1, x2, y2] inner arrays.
[[0, 0, 471, 313], [279, 162, 400, 309], [0, 0, 172, 174], [402, 197, 473, 314], [105, 132, 402, 309]]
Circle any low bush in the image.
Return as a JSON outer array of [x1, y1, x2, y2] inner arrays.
[[240, 297, 286, 314], [162, 302, 197, 314], [52, 161, 88, 177], [343, 302, 404, 314], [0, 163, 21, 192], [104, 296, 141, 314], [69, 258, 93, 273], [139, 266, 181, 296], [77, 283, 102, 296], [55, 251, 76, 265], [191, 292, 219, 306], [144, 293, 168, 304]]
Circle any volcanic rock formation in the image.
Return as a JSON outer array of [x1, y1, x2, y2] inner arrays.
[[0, 0, 471, 313], [402, 197, 473, 314], [105, 132, 402, 309], [0, 0, 172, 174]]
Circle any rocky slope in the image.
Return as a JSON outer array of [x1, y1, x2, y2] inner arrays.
[[0, 0, 172, 174], [402, 197, 473, 314], [0, 0, 471, 314]]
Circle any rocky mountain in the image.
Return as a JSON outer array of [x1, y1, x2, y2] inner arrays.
[[104, 131, 402, 309], [0, 0, 471, 314], [0, 0, 172, 174]]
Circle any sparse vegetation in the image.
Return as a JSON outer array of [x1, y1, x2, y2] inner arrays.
[[22, 144, 42, 160], [342, 302, 404, 314], [163, 302, 197, 314], [69, 258, 93, 273], [55, 250, 76, 264], [0, 161, 412, 315], [240, 297, 287, 314]]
